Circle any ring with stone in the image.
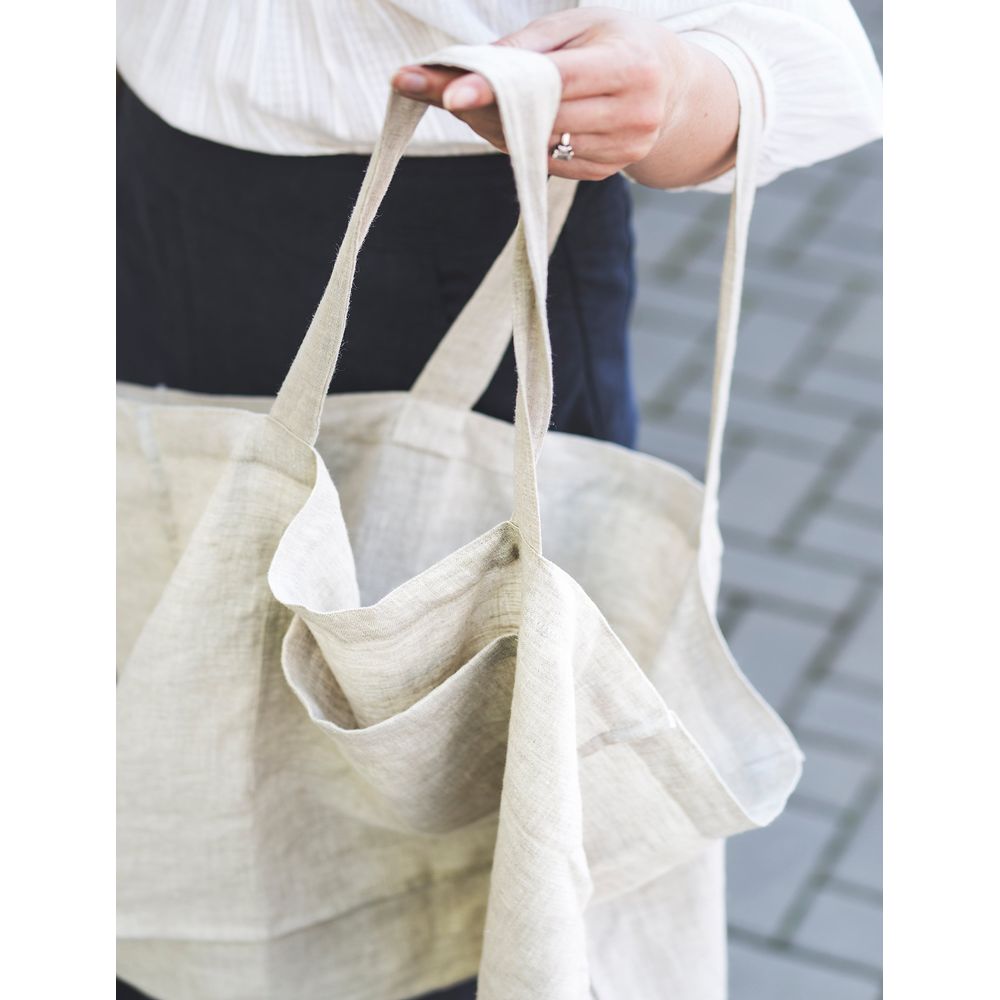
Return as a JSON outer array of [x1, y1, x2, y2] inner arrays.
[[551, 132, 574, 161]]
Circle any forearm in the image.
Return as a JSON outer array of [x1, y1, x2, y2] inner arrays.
[[625, 33, 739, 190]]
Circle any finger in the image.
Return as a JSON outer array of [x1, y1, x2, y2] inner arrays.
[[549, 45, 636, 100], [393, 66, 498, 112], [549, 129, 655, 166], [548, 132, 637, 166], [392, 65, 453, 106], [396, 44, 624, 111], [446, 109, 508, 153], [547, 156, 623, 183], [495, 8, 608, 52], [551, 97, 621, 134], [427, 45, 629, 105], [441, 73, 496, 112]]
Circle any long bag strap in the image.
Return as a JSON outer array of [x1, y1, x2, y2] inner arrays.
[[270, 44, 562, 553], [271, 40, 762, 551], [405, 52, 763, 530], [701, 48, 762, 535]]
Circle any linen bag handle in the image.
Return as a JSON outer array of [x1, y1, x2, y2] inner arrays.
[[270, 44, 563, 552], [409, 176, 578, 410], [701, 47, 763, 537], [408, 45, 763, 540]]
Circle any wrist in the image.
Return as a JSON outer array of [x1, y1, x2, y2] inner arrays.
[[656, 30, 701, 143], [629, 31, 740, 189]]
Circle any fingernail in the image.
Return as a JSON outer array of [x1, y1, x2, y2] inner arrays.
[[443, 84, 478, 111], [394, 71, 427, 94]]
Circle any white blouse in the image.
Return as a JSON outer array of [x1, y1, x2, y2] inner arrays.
[[116, 0, 882, 189]]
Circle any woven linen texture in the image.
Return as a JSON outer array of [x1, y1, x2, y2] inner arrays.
[[117, 44, 802, 1000]]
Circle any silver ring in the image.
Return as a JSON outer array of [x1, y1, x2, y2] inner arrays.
[[551, 132, 574, 161]]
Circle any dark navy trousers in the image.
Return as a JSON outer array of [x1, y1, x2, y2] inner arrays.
[[117, 82, 637, 1000], [118, 83, 638, 445]]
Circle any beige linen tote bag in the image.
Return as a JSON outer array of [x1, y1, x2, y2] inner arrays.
[[118, 44, 802, 1000]]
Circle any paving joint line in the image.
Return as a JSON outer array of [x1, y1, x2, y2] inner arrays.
[[824, 496, 882, 527], [731, 372, 881, 424], [722, 525, 873, 582], [775, 420, 876, 545], [726, 924, 882, 985], [821, 672, 882, 702], [717, 590, 753, 638], [717, 586, 837, 628], [779, 538, 881, 577], [780, 574, 882, 722], [824, 877, 883, 906], [786, 794, 844, 820], [772, 773, 882, 944], [823, 350, 882, 380], [793, 726, 881, 762], [777, 284, 876, 391]]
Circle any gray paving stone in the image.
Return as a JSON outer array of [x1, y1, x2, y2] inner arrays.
[[697, 194, 731, 227], [717, 592, 742, 635], [833, 296, 883, 362], [667, 366, 715, 414], [631, 294, 715, 343], [672, 379, 847, 463], [729, 939, 879, 1000], [630, 6, 882, 985], [719, 449, 821, 538], [740, 258, 843, 323], [661, 221, 728, 274], [628, 327, 697, 405], [795, 683, 882, 750], [852, 1, 882, 30], [721, 545, 857, 614], [756, 158, 844, 206], [763, 244, 877, 293], [661, 380, 712, 427], [726, 606, 828, 708], [798, 509, 881, 567], [794, 889, 882, 968], [745, 188, 808, 249], [632, 184, 707, 222], [727, 809, 836, 937], [668, 243, 724, 275], [634, 420, 710, 480], [726, 387, 849, 449], [833, 433, 882, 510], [727, 309, 816, 384], [830, 593, 882, 686], [645, 256, 726, 307], [792, 240, 880, 281], [793, 743, 874, 811], [799, 363, 882, 412], [834, 173, 884, 235], [834, 794, 883, 891], [834, 140, 883, 180], [631, 205, 697, 266], [805, 217, 882, 267], [825, 351, 881, 386]]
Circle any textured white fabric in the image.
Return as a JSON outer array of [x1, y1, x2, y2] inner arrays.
[[116, 0, 882, 189], [117, 44, 802, 1000]]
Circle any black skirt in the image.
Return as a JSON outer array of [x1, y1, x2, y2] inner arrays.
[[117, 81, 637, 1000]]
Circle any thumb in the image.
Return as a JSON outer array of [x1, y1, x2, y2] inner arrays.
[[441, 73, 494, 112]]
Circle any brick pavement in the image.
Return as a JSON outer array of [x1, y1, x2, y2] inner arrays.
[[628, 3, 882, 994]]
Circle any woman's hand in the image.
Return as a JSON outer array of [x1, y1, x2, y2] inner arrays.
[[391, 7, 740, 189]]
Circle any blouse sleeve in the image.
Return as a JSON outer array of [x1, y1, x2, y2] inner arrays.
[[604, 0, 883, 190]]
